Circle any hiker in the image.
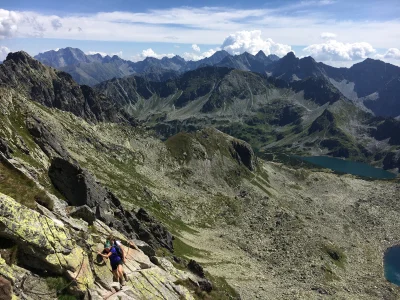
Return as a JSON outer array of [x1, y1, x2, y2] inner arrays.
[[107, 236, 125, 262], [107, 236, 141, 281], [98, 241, 126, 287], [108, 236, 142, 261]]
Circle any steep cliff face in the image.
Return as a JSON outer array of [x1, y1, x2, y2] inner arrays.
[[0, 192, 201, 300], [0, 52, 125, 124]]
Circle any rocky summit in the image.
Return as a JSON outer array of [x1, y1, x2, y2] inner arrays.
[[0, 51, 399, 300]]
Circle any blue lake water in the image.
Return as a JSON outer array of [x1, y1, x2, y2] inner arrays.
[[384, 246, 400, 286], [296, 156, 396, 179]]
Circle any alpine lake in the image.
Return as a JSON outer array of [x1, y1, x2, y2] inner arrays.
[[296, 156, 397, 180]]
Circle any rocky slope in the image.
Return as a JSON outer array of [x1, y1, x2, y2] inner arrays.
[[0, 92, 235, 299], [1, 51, 400, 299], [94, 64, 400, 172], [0, 77, 399, 299]]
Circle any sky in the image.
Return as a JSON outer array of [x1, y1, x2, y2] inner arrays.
[[1, 0, 400, 66]]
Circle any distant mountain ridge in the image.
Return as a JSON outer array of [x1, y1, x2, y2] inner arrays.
[[264, 52, 400, 118], [34, 47, 105, 68], [34, 47, 278, 86], [35, 47, 400, 118]]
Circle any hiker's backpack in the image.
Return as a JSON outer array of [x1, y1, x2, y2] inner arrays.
[[113, 242, 123, 259]]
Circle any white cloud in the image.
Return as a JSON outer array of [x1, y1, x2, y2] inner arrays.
[[42, 47, 60, 52], [131, 48, 174, 62], [182, 48, 219, 61], [142, 48, 173, 58], [1, 7, 400, 53], [303, 39, 376, 61], [0, 46, 10, 61], [376, 48, 400, 60], [202, 48, 219, 58], [221, 30, 292, 56], [182, 52, 202, 61], [192, 44, 200, 52], [0, 9, 19, 39], [86, 51, 108, 57], [321, 32, 337, 40], [51, 18, 62, 30], [111, 51, 123, 58], [85, 50, 123, 58]]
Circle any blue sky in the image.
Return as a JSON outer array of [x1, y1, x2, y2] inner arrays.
[[1, 0, 400, 66]]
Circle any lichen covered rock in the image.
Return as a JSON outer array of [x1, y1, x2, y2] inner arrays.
[[0, 192, 203, 299], [0, 193, 85, 275]]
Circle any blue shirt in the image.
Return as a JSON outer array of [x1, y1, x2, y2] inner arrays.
[[109, 247, 121, 264]]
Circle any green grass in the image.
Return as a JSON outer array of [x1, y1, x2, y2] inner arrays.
[[322, 243, 347, 269], [45, 276, 77, 300], [173, 237, 210, 259], [0, 161, 53, 210], [175, 273, 241, 300], [252, 179, 272, 197], [175, 278, 209, 299], [206, 272, 241, 300], [165, 132, 196, 164]]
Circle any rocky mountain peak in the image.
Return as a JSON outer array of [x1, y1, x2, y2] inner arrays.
[[171, 55, 185, 64], [282, 51, 297, 61], [5, 51, 37, 66], [211, 50, 229, 57], [268, 54, 280, 61], [255, 50, 267, 59], [0, 51, 127, 123], [301, 56, 317, 64], [241, 51, 253, 58]]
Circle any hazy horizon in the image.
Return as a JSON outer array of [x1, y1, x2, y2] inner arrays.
[[1, 0, 400, 67]]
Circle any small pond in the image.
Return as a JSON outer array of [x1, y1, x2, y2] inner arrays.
[[384, 246, 400, 286], [296, 156, 396, 179]]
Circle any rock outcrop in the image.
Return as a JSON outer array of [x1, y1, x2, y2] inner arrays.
[[0, 192, 206, 299], [0, 51, 123, 123], [230, 139, 258, 171], [48, 157, 134, 237], [27, 117, 71, 160], [136, 208, 174, 251], [0, 138, 13, 159], [48, 157, 175, 251], [69, 205, 96, 225], [188, 259, 205, 278], [49, 157, 116, 208]]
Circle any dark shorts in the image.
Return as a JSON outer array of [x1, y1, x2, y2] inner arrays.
[[111, 260, 123, 271]]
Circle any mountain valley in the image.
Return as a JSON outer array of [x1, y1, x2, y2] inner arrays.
[[0, 50, 399, 300]]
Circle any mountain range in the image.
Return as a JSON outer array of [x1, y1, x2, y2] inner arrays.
[[93, 65, 400, 171], [2, 51, 400, 172], [34, 47, 400, 119], [34, 47, 277, 85]]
